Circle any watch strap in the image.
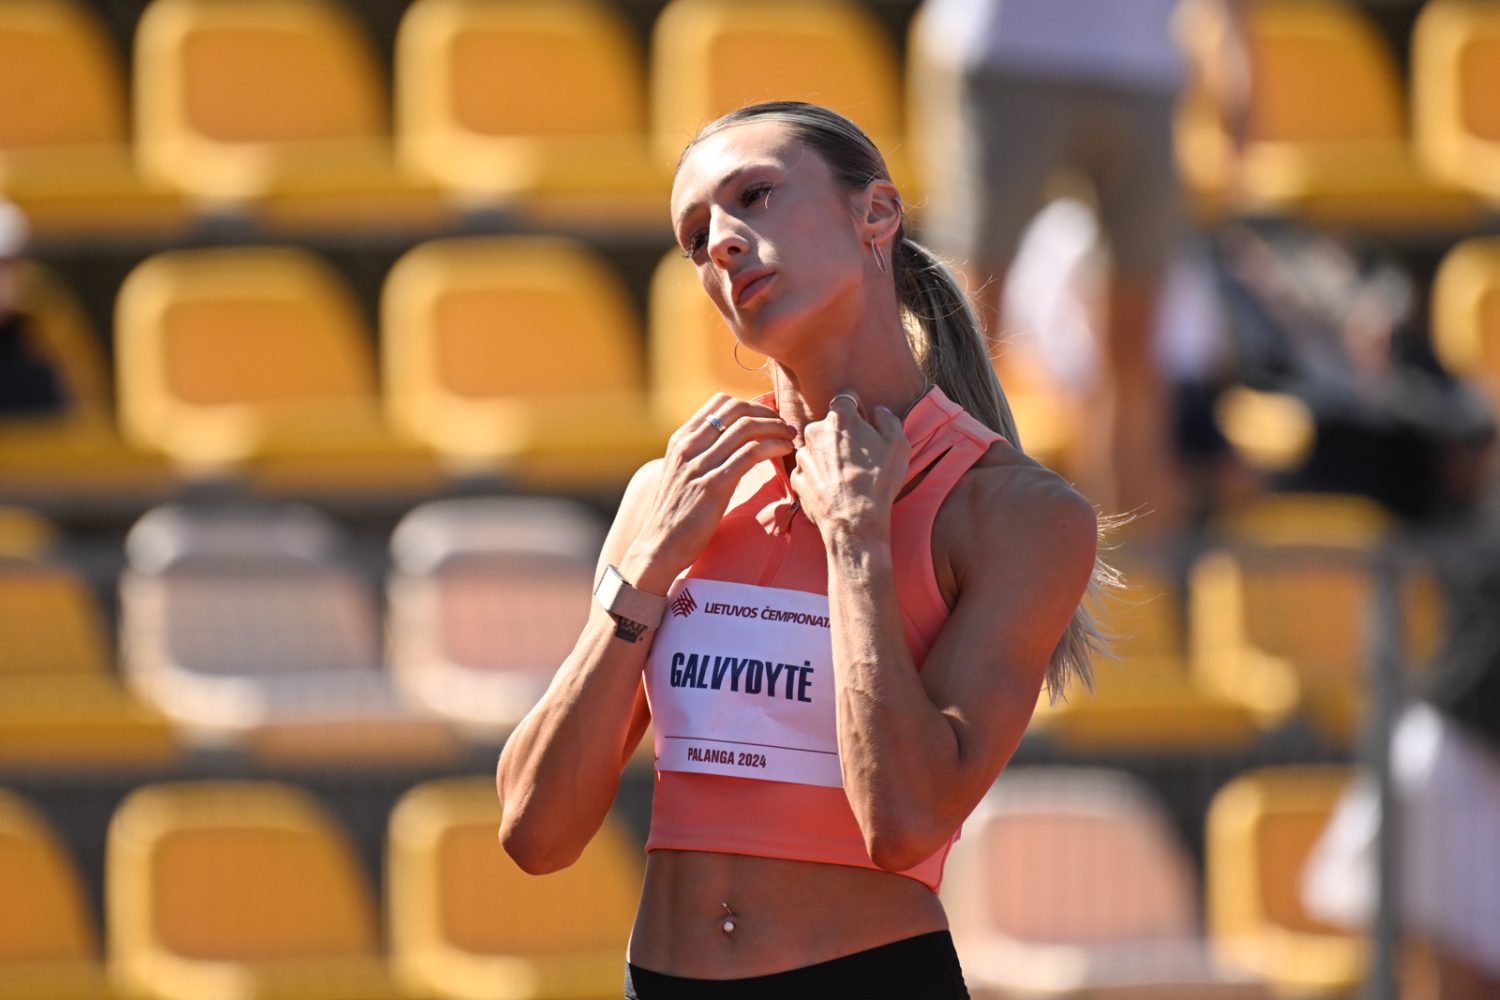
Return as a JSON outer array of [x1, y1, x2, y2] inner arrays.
[[594, 564, 667, 640]]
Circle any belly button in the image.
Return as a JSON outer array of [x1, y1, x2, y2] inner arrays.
[[720, 901, 737, 937]]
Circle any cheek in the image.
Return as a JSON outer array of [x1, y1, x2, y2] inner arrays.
[[698, 268, 731, 317]]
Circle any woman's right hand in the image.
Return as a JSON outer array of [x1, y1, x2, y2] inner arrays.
[[620, 393, 795, 593]]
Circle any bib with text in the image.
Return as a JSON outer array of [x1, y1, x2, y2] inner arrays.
[[644, 578, 841, 787]]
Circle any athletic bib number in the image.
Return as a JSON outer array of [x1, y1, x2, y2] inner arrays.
[[644, 578, 841, 787]]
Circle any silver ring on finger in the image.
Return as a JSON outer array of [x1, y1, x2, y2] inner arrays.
[[705, 414, 727, 435]]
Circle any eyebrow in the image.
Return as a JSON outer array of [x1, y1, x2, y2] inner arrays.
[[672, 161, 777, 237]]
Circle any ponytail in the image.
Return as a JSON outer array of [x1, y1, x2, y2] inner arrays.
[[893, 235, 1119, 702], [892, 237, 1020, 446], [683, 101, 1120, 701]]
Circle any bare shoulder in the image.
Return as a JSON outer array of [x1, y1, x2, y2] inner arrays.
[[936, 441, 1098, 590]]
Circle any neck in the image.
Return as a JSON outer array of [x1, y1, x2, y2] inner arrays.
[[770, 345, 929, 440]]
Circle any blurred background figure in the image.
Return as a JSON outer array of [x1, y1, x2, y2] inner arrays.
[[912, 0, 1250, 532], [0, 199, 67, 418], [1302, 514, 1500, 1000]]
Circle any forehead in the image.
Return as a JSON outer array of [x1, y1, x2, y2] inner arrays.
[[670, 120, 822, 219]]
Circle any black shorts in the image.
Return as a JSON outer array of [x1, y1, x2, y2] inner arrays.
[[623, 930, 969, 1000]]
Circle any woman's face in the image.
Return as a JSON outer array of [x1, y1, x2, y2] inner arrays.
[[670, 120, 867, 354]]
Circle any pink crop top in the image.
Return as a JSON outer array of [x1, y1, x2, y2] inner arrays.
[[642, 386, 1004, 892]]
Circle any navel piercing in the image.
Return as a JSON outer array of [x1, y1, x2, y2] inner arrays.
[[720, 901, 737, 936]]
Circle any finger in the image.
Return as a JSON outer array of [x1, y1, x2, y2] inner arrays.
[[672, 393, 737, 449], [688, 417, 796, 481], [686, 393, 736, 425], [714, 436, 795, 489], [697, 416, 797, 463], [712, 397, 786, 429], [827, 389, 866, 422], [788, 458, 811, 497], [872, 404, 905, 441], [679, 397, 785, 453]]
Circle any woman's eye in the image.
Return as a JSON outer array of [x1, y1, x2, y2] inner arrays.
[[741, 183, 772, 208], [680, 231, 707, 259]]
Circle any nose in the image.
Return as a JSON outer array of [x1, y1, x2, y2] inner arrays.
[[706, 209, 748, 268]]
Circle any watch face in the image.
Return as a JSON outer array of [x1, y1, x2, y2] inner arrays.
[[596, 565, 624, 604], [596, 565, 665, 631]]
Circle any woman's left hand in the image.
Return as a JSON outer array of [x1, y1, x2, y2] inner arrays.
[[789, 389, 910, 545]]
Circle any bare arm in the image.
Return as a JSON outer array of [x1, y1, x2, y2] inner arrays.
[[497, 395, 795, 873], [792, 394, 1096, 871], [495, 460, 659, 874]]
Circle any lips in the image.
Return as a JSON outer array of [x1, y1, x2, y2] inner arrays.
[[731, 268, 776, 307]]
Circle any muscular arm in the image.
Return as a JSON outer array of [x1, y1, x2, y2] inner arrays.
[[793, 397, 1097, 871], [495, 461, 660, 874], [829, 463, 1096, 870]]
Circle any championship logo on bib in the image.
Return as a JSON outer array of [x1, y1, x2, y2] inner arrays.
[[644, 578, 841, 787]]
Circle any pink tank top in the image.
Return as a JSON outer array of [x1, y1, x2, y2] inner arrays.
[[643, 386, 1004, 892]]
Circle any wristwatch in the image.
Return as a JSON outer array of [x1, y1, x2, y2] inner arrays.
[[594, 564, 667, 643]]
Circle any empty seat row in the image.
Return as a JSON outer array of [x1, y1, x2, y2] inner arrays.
[[2, 0, 1498, 240], [950, 765, 1372, 999], [0, 496, 609, 765], [8, 230, 1500, 504], [0, 765, 1366, 999], [0, 0, 904, 236], [1, 236, 772, 498], [0, 777, 641, 1000], [0, 490, 1447, 769], [1032, 492, 1446, 751]]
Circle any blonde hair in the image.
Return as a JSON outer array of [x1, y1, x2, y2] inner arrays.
[[682, 101, 1117, 700]]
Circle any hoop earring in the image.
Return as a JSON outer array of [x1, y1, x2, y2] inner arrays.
[[870, 238, 888, 277], [733, 341, 769, 372]]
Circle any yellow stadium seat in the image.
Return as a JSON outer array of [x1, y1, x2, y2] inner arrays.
[[944, 768, 1271, 999], [1189, 495, 1445, 744], [0, 506, 56, 558], [388, 777, 642, 1000], [0, 788, 126, 999], [108, 781, 404, 1000], [0, 556, 178, 768], [1413, 1, 1500, 204], [1206, 766, 1363, 998], [133, 0, 448, 230], [1432, 236, 1500, 402], [0, 262, 172, 503], [388, 497, 602, 741], [382, 236, 660, 486], [396, 0, 669, 227], [650, 0, 911, 189], [647, 248, 775, 427], [1031, 556, 1266, 751], [1213, 386, 1316, 474], [1177, 0, 1477, 228], [115, 246, 439, 493], [0, 0, 189, 236]]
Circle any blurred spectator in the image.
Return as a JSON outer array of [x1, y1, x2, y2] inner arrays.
[[1302, 502, 1500, 999], [913, 0, 1249, 533], [1212, 223, 1493, 523], [0, 199, 67, 417], [999, 197, 1253, 526]]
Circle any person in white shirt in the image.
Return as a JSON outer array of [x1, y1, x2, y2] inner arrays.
[[913, 0, 1248, 533]]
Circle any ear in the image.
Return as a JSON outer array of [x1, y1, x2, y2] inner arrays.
[[856, 179, 904, 246]]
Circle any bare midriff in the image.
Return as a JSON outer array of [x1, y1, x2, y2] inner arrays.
[[628, 849, 948, 979]]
